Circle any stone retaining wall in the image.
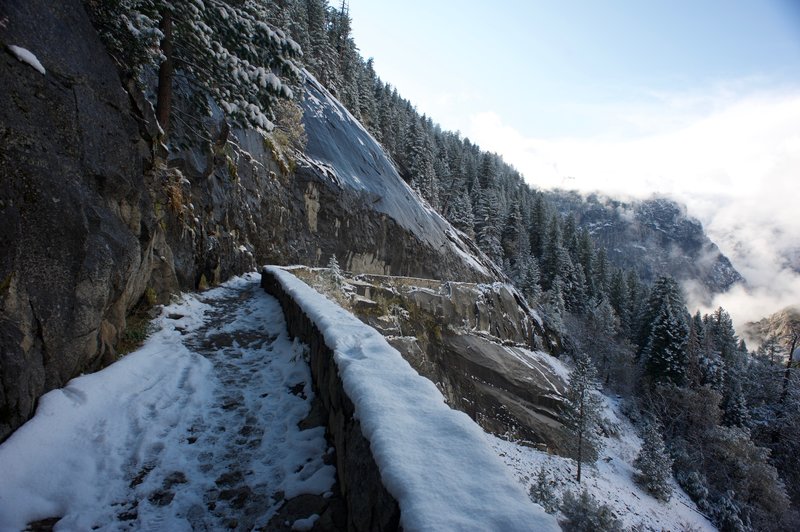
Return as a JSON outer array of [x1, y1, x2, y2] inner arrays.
[[261, 270, 401, 532]]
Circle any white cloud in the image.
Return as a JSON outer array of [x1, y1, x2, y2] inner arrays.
[[467, 90, 800, 331]]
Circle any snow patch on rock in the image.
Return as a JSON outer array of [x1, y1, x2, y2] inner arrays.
[[8, 44, 46, 74]]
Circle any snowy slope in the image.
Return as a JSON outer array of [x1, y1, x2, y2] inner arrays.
[[299, 71, 493, 277], [490, 354, 716, 532], [266, 266, 559, 531], [0, 275, 334, 531]]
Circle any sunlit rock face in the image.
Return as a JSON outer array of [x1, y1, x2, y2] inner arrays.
[[290, 268, 571, 451]]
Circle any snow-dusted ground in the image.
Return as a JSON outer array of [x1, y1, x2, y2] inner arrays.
[[489, 353, 717, 531], [0, 274, 333, 531], [267, 266, 559, 531]]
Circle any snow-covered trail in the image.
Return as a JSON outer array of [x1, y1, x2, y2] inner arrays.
[[0, 274, 335, 531]]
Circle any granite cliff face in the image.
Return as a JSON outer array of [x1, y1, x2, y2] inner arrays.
[[547, 191, 743, 296], [289, 268, 570, 451], [0, 0, 496, 441]]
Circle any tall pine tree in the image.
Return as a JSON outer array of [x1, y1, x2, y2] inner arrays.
[[564, 353, 605, 483]]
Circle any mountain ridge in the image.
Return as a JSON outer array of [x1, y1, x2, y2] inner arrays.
[[546, 190, 743, 298]]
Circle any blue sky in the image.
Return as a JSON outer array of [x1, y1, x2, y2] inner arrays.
[[349, 0, 800, 138], [348, 0, 800, 324]]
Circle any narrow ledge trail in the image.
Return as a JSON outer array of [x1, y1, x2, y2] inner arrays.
[[0, 274, 337, 531]]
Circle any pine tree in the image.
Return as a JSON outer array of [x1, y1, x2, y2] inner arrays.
[[564, 353, 604, 483], [560, 489, 623, 532], [712, 491, 747, 532], [473, 187, 503, 264], [633, 422, 674, 501], [529, 466, 559, 514], [586, 297, 620, 383], [408, 117, 439, 208], [637, 276, 690, 386], [757, 333, 783, 365], [327, 253, 342, 289], [637, 277, 685, 350], [518, 255, 542, 304], [608, 269, 631, 335], [87, 0, 303, 135], [699, 314, 725, 391], [641, 302, 690, 386], [594, 247, 610, 298], [721, 372, 751, 429], [529, 193, 549, 259], [544, 276, 567, 333], [685, 311, 704, 387], [501, 202, 523, 260]]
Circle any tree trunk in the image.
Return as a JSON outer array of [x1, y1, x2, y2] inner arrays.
[[576, 393, 584, 483], [780, 334, 798, 405], [772, 333, 798, 445], [155, 9, 174, 136]]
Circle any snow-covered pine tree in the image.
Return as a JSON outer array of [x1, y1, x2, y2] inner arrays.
[[593, 247, 611, 298], [445, 189, 475, 237], [564, 352, 604, 483], [641, 303, 690, 386], [544, 276, 567, 333], [586, 297, 620, 383], [637, 276, 690, 386], [87, 0, 303, 136], [473, 188, 503, 264], [756, 333, 783, 365], [721, 371, 751, 429], [518, 255, 542, 304], [633, 422, 673, 501], [712, 491, 747, 532], [699, 314, 725, 391], [608, 269, 631, 336], [501, 202, 523, 260], [408, 117, 439, 208], [327, 253, 342, 289], [559, 489, 623, 532], [529, 466, 559, 514], [637, 276, 685, 351]]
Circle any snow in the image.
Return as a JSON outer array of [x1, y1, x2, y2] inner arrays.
[[490, 395, 717, 532], [265, 266, 559, 531], [290, 514, 319, 531], [502, 347, 566, 394], [445, 229, 491, 276], [7, 45, 45, 74], [0, 274, 333, 530]]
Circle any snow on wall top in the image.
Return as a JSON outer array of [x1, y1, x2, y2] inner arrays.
[[298, 71, 489, 276], [266, 266, 559, 531]]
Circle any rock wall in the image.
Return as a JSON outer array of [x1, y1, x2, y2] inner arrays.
[[350, 276, 569, 450], [286, 267, 569, 451], [260, 270, 401, 532], [0, 0, 158, 440]]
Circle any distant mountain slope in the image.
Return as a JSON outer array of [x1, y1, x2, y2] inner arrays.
[[547, 191, 742, 296], [745, 305, 800, 352]]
